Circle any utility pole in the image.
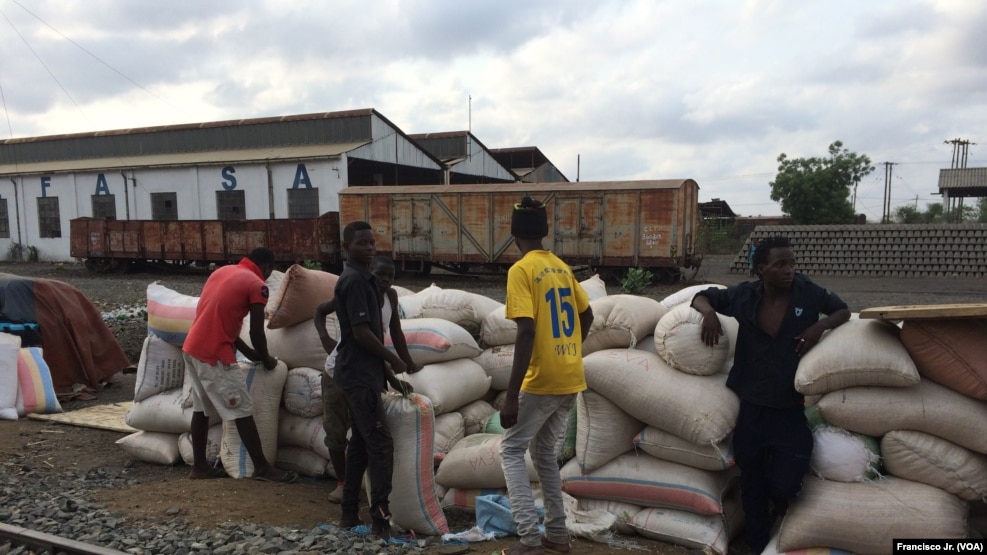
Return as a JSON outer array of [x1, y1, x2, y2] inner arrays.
[[943, 138, 975, 216], [882, 161, 897, 223]]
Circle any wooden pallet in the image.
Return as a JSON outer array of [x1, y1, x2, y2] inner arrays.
[[858, 303, 987, 321], [27, 402, 136, 433]]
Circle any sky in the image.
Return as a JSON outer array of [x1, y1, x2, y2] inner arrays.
[[0, 0, 984, 219]]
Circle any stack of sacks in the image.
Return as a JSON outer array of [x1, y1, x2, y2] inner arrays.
[[776, 318, 975, 553], [120, 279, 289, 475], [0, 332, 62, 420], [562, 348, 741, 554]]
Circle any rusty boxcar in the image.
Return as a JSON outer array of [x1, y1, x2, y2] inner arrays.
[[338, 180, 701, 282], [69, 212, 341, 272]]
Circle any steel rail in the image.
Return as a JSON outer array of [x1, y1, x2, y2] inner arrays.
[[0, 522, 129, 555]]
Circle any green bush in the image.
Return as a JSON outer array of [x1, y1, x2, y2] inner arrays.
[[621, 267, 653, 295], [302, 259, 322, 271]]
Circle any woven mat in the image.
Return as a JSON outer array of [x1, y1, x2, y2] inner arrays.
[[27, 402, 136, 433]]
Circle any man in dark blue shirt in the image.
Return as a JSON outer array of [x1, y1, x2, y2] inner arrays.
[[334, 220, 412, 539], [691, 236, 850, 554]]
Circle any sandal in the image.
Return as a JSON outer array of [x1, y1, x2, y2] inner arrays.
[[252, 470, 298, 484]]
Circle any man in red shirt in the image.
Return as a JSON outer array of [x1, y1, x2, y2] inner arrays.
[[182, 247, 296, 483]]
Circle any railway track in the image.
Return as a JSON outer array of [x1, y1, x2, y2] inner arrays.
[[0, 523, 128, 555]]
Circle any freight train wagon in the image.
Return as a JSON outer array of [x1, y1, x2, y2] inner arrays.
[[69, 212, 341, 272], [338, 179, 702, 282]]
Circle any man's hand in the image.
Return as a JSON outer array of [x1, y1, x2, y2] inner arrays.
[[263, 355, 278, 371], [500, 395, 519, 429], [699, 312, 724, 347], [390, 378, 413, 396], [405, 361, 421, 375]]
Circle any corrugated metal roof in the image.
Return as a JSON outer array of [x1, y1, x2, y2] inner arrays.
[[939, 167, 987, 190], [0, 141, 368, 175]]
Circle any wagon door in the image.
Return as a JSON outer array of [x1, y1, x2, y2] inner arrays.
[[554, 194, 602, 265], [391, 195, 432, 260]]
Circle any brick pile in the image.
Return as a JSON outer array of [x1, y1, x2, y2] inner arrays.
[[729, 224, 987, 278]]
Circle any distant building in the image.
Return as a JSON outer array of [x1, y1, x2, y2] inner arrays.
[[489, 146, 569, 184], [698, 198, 738, 230], [938, 167, 987, 215], [408, 131, 516, 184]]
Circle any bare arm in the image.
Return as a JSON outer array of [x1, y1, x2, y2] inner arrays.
[[578, 306, 593, 342], [795, 308, 851, 356], [313, 299, 338, 355], [691, 294, 725, 347], [500, 317, 535, 429], [386, 289, 419, 374], [241, 303, 276, 370]]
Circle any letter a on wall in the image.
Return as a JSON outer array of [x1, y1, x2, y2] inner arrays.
[[292, 164, 313, 189], [95, 173, 111, 195]]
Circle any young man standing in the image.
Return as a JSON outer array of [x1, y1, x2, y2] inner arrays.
[[691, 236, 850, 554], [182, 247, 297, 483], [500, 197, 594, 555], [333, 221, 413, 539]]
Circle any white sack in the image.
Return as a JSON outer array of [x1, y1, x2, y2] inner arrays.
[[399, 358, 491, 415], [659, 284, 726, 310], [178, 424, 223, 467], [479, 306, 517, 348], [433, 412, 466, 464], [627, 486, 742, 555], [422, 288, 503, 335], [475, 345, 515, 390], [633, 426, 735, 471], [392, 318, 482, 367], [575, 390, 642, 472], [126, 388, 207, 434], [456, 399, 496, 436], [576, 498, 643, 535], [579, 274, 608, 301], [810, 425, 882, 483], [220, 361, 288, 479], [435, 433, 538, 489], [116, 431, 181, 466], [583, 295, 667, 354], [398, 284, 441, 319], [882, 429, 987, 502], [275, 446, 330, 478], [283, 366, 323, 418], [277, 410, 330, 460], [133, 334, 185, 402], [653, 303, 737, 376]]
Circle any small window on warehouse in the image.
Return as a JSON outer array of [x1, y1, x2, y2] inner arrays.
[[287, 188, 319, 219], [151, 192, 179, 220], [216, 190, 246, 221], [37, 196, 61, 238], [91, 194, 117, 220], [0, 198, 9, 238]]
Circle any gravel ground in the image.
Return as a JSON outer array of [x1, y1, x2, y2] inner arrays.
[[0, 255, 984, 554]]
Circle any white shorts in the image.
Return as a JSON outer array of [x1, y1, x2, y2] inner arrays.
[[183, 354, 254, 421]]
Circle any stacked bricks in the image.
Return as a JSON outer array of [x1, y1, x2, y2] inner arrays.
[[728, 224, 987, 278]]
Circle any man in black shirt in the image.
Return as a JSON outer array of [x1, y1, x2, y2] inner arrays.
[[691, 236, 850, 553]]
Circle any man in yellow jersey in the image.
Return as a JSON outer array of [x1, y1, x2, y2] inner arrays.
[[499, 196, 594, 555]]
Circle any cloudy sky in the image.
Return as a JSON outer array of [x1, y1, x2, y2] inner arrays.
[[0, 0, 984, 219]]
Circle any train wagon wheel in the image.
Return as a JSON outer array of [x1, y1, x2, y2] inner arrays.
[[84, 258, 119, 274], [652, 267, 682, 285]]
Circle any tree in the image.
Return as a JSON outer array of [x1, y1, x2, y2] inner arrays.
[[769, 141, 874, 225]]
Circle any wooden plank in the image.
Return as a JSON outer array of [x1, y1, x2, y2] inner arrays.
[[27, 402, 136, 433], [858, 303, 987, 320]]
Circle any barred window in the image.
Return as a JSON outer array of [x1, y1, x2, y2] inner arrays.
[[92, 194, 117, 219], [38, 196, 61, 238], [151, 192, 178, 220], [0, 198, 9, 238], [287, 188, 319, 219], [216, 190, 246, 221]]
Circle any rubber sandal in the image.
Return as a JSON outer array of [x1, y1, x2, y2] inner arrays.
[[253, 470, 298, 484], [189, 467, 226, 480]]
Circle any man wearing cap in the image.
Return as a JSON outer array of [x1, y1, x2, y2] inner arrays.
[[499, 196, 594, 555]]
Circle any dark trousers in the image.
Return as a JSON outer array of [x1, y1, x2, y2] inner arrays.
[[733, 401, 813, 552], [340, 387, 393, 523]]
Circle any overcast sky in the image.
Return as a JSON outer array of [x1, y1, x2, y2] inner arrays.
[[0, 0, 984, 219]]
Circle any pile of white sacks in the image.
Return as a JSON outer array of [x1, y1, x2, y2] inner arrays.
[[117, 266, 986, 554]]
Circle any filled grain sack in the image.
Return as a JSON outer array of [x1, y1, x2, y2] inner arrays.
[[127, 387, 206, 434], [398, 284, 441, 320], [0, 338, 18, 420], [178, 424, 223, 467], [653, 303, 738, 376], [434, 412, 465, 465], [795, 319, 919, 396], [435, 433, 538, 489], [479, 306, 517, 348], [475, 345, 515, 390], [633, 426, 735, 471], [575, 389, 643, 472], [421, 288, 503, 335], [393, 318, 482, 367], [14, 346, 62, 417], [134, 334, 185, 402], [275, 446, 329, 478], [583, 295, 667, 354], [220, 360, 288, 479], [282, 366, 323, 418], [627, 485, 742, 555], [146, 282, 198, 346], [659, 284, 726, 310], [809, 424, 881, 483], [561, 453, 737, 515], [441, 485, 544, 510], [777, 476, 968, 554], [380, 392, 449, 535], [264, 319, 331, 370], [576, 498, 643, 535], [399, 358, 490, 415], [579, 274, 608, 301], [632, 334, 659, 355], [818, 379, 987, 454], [900, 318, 987, 400], [881, 429, 987, 502], [266, 265, 338, 329], [116, 431, 182, 466], [583, 349, 739, 445], [391, 284, 414, 297], [456, 399, 496, 436], [277, 409, 331, 461], [264, 269, 285, 305]]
